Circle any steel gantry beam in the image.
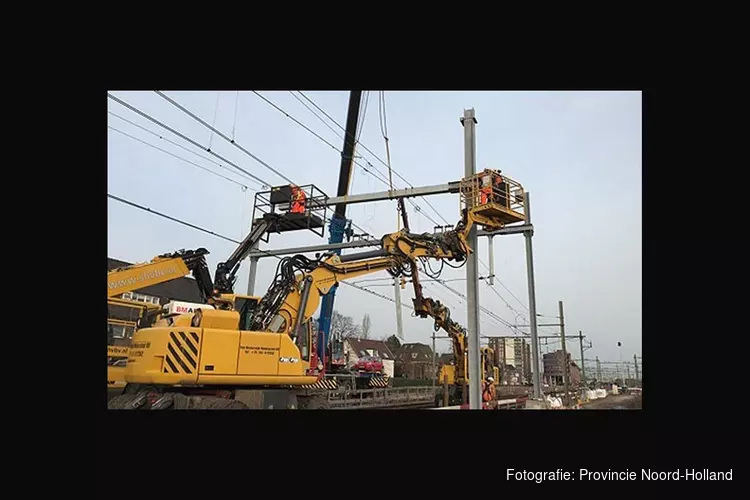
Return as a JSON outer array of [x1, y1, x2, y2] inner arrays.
[[322, 182, 460, 207], [245, 238, 382, 259]]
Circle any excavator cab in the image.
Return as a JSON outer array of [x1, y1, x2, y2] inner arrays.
[[252, 184, 329, 241]]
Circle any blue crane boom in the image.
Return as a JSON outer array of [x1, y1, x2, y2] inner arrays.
[[316, 91, 362, 362]]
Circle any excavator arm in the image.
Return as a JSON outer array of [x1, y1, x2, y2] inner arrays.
[[107, 248, 212, 300], [244, 201, 496, 362], [212, 213, 284, 295], [107, 213, 286, 304]]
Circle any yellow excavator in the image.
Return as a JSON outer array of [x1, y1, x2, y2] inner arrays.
[[423, 298, 499, 406], [107, 248, 215, 356], [106, 216, 287, 393], [109, 169, 526, 409]]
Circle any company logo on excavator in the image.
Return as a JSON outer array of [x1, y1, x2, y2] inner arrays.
[[108, 267, 180, 290]]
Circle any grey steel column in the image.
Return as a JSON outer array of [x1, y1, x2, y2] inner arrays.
[[393, 277, 404, 340], [461, 108, 482, 410], [523, 192, 542, 399], [432, 333, 437, 389], [488, 236, 495, 286], [246, 241, 260, 295], [579, 331, 586, 382], [559, 300, 571, 406]]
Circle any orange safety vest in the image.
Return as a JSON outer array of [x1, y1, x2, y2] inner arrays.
[[480, 175, 493, 204], [290, 187, 306, 213], [482, 382, 494, 402]]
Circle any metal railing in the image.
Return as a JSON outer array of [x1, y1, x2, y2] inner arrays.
[[459, 170, 527, 225], [326, 386, 437, 409], [251, 183, 329, 241]]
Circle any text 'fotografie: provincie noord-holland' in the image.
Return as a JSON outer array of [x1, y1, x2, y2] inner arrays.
[[507, 469, 732, 482]]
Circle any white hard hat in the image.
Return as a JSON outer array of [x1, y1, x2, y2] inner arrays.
[[487, 376, 494, 382]]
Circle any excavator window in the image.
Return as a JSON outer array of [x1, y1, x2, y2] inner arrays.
[[235, 297, 259, 331]]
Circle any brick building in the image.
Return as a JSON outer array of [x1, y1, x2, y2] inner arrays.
[[393, 343, 434, 380]]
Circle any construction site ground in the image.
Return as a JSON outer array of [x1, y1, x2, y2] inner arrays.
[[583, 393, 642, 409]]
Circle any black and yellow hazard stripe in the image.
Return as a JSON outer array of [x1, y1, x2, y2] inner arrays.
[[368, 376, 390, 388], [163, 331, 200, 374], [301, 378, 339, 390]]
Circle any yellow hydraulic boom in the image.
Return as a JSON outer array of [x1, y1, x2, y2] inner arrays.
[[107, 248, 213, 300]]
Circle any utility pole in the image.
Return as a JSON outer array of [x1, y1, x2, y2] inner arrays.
[[596, 356, 602, 382], [578, 330, 586, 382], [626, 363, 631, 381], [393, 278, 404, 340], [558, 300, 571, 406], [432, 332, 437, 389], [523, 192, 542, 400], [634, 353, 640, 382], [461, 108, 482, 410]]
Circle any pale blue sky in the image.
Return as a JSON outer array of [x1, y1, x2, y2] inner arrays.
[[107, 90, 642, 363]]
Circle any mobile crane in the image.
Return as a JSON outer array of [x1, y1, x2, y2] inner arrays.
[[109, 169, 526, 410]]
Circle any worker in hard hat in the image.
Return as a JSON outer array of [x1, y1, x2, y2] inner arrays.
[[480, 169, 493, 205], [482, 376, 497, 408], [290, 184, 307, 214]]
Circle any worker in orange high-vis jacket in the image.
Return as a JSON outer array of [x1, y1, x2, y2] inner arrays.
[[290, 184, 307, 214], [480, 170, 493, 205], [482, 376, 497, 408]]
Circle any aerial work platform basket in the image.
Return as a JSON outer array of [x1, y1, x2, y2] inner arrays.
[[252, 184, 329, 242], [460, 169, 527, 231]]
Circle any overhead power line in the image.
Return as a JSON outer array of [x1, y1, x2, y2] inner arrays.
[[107, 93, 271, 188], [107, 194, 241, 245], [108, 110, 262, 187], [152, 91, 372, 237], [252, 91, 340, 152], [108, 126, 251, 190], [153, 91, 294, 184]]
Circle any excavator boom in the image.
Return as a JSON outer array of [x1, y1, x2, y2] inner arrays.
[[107, 248, 212, 300]]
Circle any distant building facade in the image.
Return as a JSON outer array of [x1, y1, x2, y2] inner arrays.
[[542, 350, 581, 386], [393, 343, 434, 380], [488, 337, 532, 384]]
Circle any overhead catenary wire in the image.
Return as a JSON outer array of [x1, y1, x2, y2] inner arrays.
[[152, 90, 294, 184], [252, 91, 443, 229], [293, 92, 444, 228], [108, 194, 241, 245], [108, 93, 271, 188], [158, 90, 371, 237], [112, 94, 374, 240], [108, 125, 251, 190], [108, 111, 263, 188]]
